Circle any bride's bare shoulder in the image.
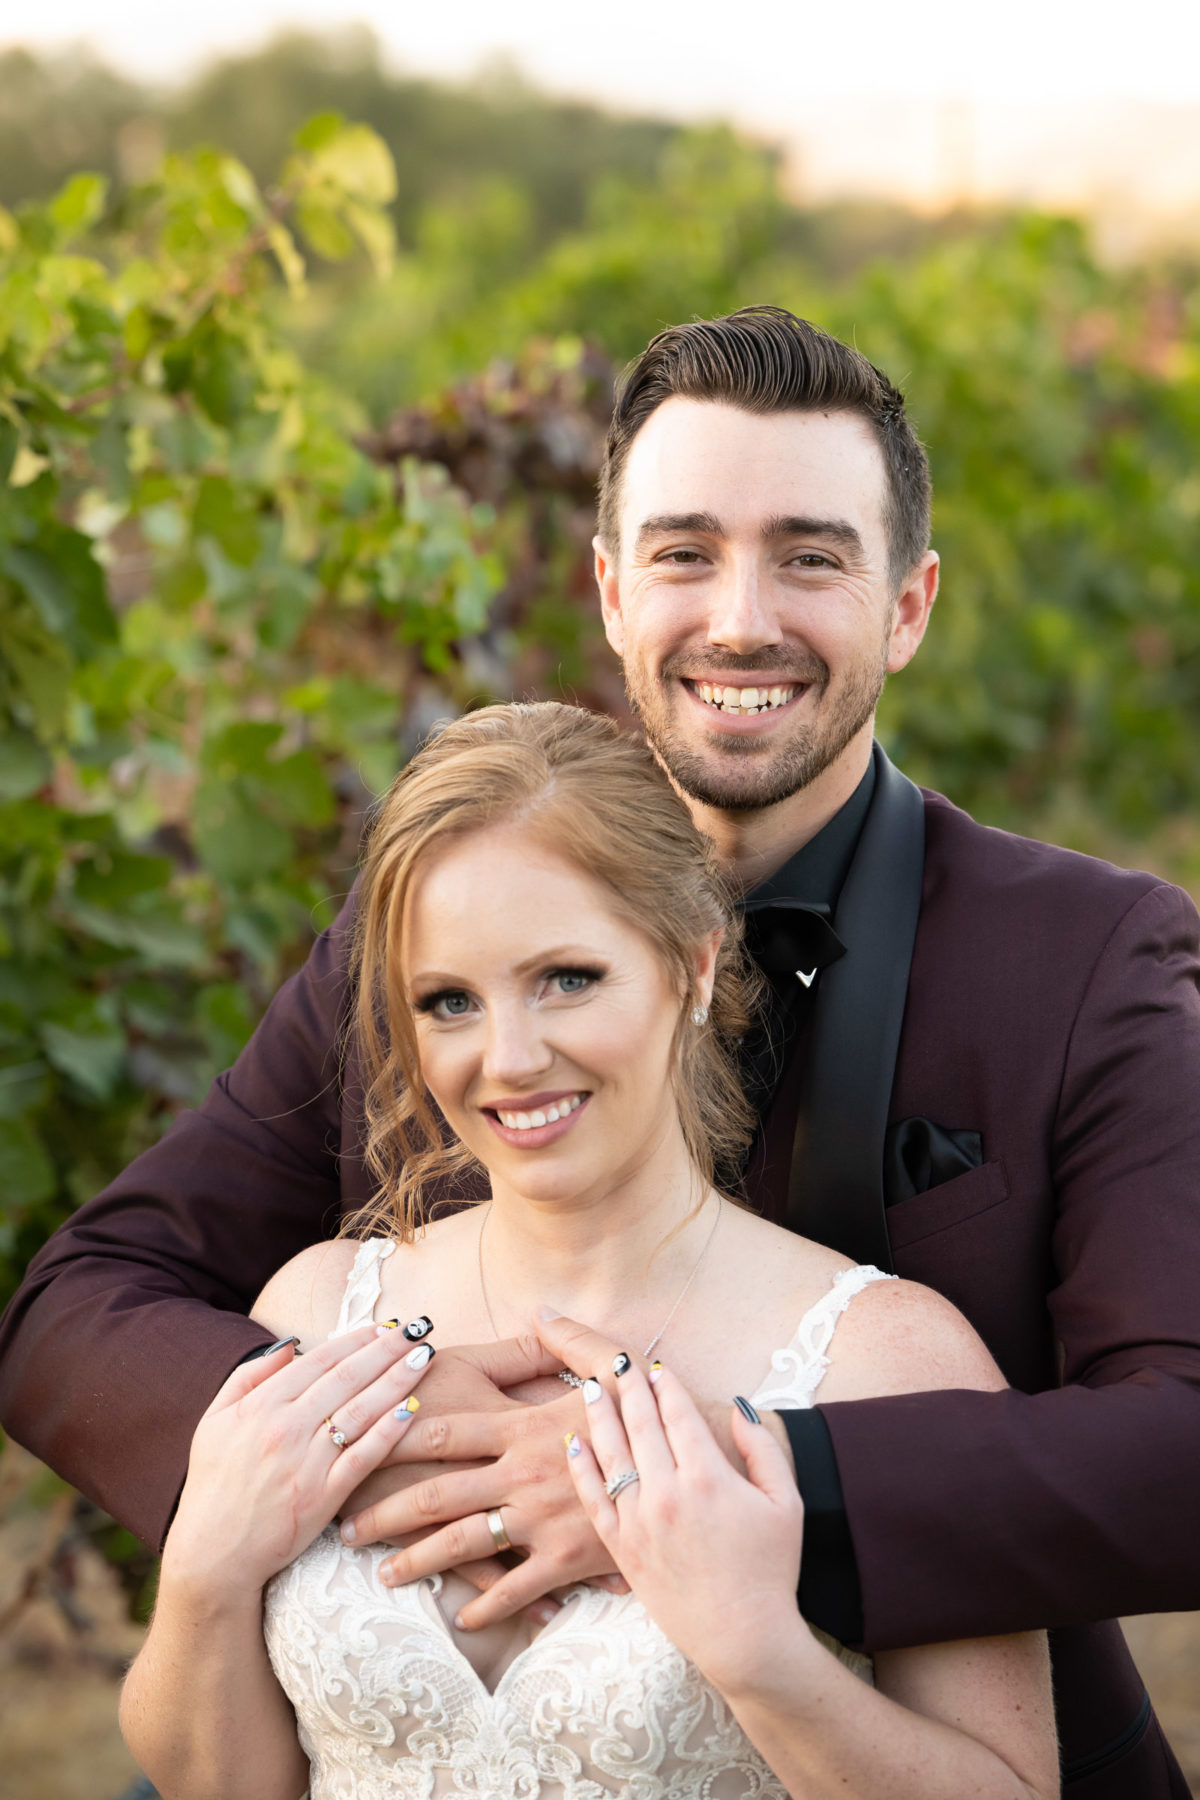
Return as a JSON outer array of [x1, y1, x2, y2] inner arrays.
[[815, 1274, 1007, 1403], [251, 1237, 387, 1349]]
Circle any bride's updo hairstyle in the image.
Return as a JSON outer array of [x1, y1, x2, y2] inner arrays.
[[348, 701, 760, 1240]]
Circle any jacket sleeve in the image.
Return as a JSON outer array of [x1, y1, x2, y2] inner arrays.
[[0, 887, 360, 1551], [818, 879, 1200, 1652]]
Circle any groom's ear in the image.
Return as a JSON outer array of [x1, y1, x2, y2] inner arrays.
[[593, 535, 625, 657]]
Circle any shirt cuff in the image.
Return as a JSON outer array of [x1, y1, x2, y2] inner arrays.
[[780, 1407, 865, 1646]]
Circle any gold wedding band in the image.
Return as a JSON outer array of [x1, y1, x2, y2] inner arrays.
[[486, 1508, 513, 1552]]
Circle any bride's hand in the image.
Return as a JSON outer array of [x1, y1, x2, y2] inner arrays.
[[162, 1325, 435, 1601], [566, 1361, 810, 1693]]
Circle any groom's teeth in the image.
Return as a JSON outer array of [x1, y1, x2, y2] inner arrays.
[[693, 682, 796, 715]]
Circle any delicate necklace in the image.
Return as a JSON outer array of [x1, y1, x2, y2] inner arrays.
[[476, 1193, 724, 1374]]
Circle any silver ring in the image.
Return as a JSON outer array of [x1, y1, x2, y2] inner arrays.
[[557, 1368, 584, 1388], [604, 1468, 640, 1500], [487, 1508, 513, 1552], [325, 1417, 347, 1450]]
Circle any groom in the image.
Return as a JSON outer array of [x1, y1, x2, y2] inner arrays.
[[2, 309, 1198, 1796]]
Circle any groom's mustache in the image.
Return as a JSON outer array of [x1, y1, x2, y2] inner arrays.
[[660, 650, 831, 686]]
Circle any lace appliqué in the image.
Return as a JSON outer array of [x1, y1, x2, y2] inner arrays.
[[266, 1247, 888, 1798], [750, 1264, 895, 1412], [331, 1238, 396, 1337]]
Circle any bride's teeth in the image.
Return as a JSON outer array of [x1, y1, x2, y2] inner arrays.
[[530, 1110, 547, 1127], [544, 1104, 560, 1123], [515, 1112, 531, 1129]]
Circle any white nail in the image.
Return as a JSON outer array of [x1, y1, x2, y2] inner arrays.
[[405, 1344, 434, 1369], [583, 1378, 603, 1404]]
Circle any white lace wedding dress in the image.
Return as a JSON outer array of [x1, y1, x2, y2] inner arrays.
[[264, 1240, 891, 1799]]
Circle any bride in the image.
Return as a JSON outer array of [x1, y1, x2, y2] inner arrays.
[[120, 702, 1058, 1800]]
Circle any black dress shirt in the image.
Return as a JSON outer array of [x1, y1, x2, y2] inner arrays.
[[738, 757, 876, 1645]]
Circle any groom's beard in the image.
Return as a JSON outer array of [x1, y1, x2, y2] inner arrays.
[[623, 644, 890, 814]]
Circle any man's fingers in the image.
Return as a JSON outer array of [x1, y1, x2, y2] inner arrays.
[[344, 1464, 507, 1547], [381, 1515, 496, 1586], [453, 1556, 574, 1632], [386, 1407, 512, 1465], [451, 1557, 564, 1627], [459, 1332, 566, 1390]]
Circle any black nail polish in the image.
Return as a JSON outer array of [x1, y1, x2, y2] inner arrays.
[[246, 1336, 299, 1361], [612, 1352, 632, 1378], [733, 1395, 761, 1424], [402, 1316, 434, 1341]]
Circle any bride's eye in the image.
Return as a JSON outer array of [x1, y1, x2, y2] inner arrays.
[[417, 989, 474, 1020], [548, 966, 603, 996]]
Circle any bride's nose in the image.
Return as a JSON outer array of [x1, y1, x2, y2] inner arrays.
[[481, 1000, 555, 1086]]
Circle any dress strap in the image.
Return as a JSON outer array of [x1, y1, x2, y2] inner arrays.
[[329, 1237, 396, 1338], [750, 1265, 896, 1411]]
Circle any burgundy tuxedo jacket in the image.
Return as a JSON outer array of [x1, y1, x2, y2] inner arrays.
[[2, 781, 1198, 1796]]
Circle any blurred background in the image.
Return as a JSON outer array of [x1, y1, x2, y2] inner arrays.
[[1, 5, 1199, 1793]]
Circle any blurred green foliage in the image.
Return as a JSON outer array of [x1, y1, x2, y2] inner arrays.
[[1, 46, 1200, 1328]]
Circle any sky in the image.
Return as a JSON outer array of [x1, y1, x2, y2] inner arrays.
[[7, 1, 1200, 229]]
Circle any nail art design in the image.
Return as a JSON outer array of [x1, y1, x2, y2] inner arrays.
[[402, 1316, 434, 1341], [405, 1343, 435, 1370], [648, 1360, 664, 1385], [612, 1352, 632, 1378], [582, 1378, 603, 1405], [247, 1335, 300, 1360], [564, 1432, 582, 1458], [733, 1394, 761, 1425], [395, 1396, 421, 1417], [376, 1320, 399, 1335]]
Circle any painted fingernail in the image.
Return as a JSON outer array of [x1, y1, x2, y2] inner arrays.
[[376, 1319, 400, 1332], [340, 1519, 356, 1543], [536, 1303, 563, 1322], [395, 1396, 420, 1418], [531, 1603, 558, 1626], [564, 1432, 582, 1457], [405, 1343, 435, 1369], [648, 1360, 664, 1384], [733, 1395, 761, 1424], [402, 1316, 433, 1341], [612, 1352, 632, 1378], [582, 1378, 603, 1405], [247, 1335, 299, 1360]]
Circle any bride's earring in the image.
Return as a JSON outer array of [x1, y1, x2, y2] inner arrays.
[[691, 1003, 709, 1027]]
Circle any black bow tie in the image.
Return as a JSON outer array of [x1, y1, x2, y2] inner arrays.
[[741, 899, 846, 985]]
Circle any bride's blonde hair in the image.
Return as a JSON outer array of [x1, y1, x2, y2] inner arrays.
[[345, 701, 760, 1241]]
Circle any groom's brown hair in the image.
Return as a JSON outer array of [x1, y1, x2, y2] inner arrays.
[[598, 305, 932, 588]]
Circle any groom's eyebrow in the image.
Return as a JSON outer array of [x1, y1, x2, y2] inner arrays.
[[635, 511, 724, 546], [762, 514, 866, 557]]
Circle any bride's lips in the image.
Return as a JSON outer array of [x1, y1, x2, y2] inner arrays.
[[482, 1091, 592, 1149]]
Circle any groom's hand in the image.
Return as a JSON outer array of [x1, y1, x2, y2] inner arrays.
[[340, 1316, 639, 1629]]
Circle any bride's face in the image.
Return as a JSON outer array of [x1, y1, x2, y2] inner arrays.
[[403, 822, 704, 1209]]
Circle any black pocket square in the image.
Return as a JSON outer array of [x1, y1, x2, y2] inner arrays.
[[884, 1117, 983, 1206]]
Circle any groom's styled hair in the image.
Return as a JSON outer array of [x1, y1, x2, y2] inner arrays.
[[598, 305, 932, 588]]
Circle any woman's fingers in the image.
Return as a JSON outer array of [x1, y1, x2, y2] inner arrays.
[[313, 1342, 436, 1452], [206, 1338, 299, 1412], [730, 1404, 801, 1508], [325, 1386, 425, 1506], [647, 1364, 729, 1472], [607, 1362, 676, 1490], [578, 1373, 639, 1502]]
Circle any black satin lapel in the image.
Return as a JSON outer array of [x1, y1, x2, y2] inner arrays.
[[786, 744, 926, 1269]]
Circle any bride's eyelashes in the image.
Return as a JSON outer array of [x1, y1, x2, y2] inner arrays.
[[414, 966, 608, 1022]]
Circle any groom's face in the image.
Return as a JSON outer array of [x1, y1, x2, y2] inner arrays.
[[594, 398, 935, 814]]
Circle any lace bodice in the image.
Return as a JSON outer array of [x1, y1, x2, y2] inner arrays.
[[264, 1241, 892, 1799]]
